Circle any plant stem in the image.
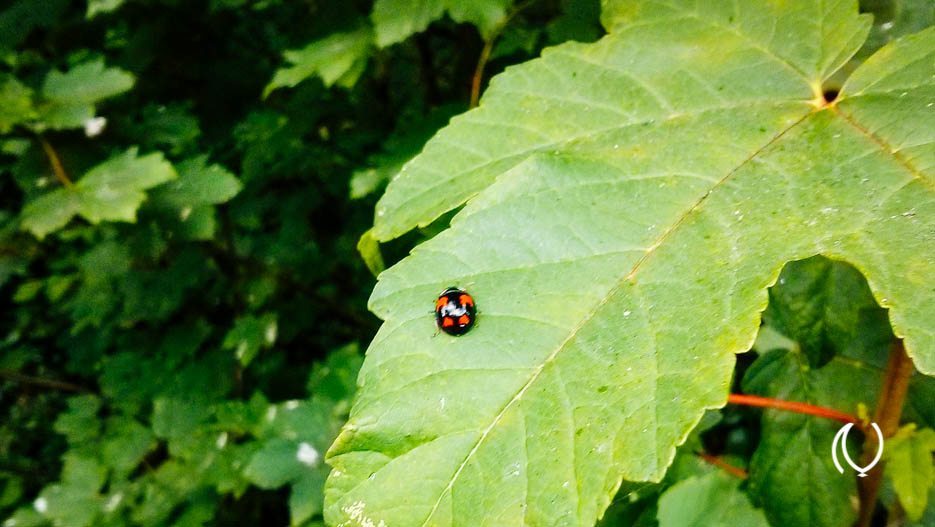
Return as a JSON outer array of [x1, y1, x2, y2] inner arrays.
[[470, 0, 536, 108], [0, 369, 88, 393], [696, 451, 748, 479], [856, 340, 914, 527], [37, 135, 74, 188], [727, 393, 860, 425]]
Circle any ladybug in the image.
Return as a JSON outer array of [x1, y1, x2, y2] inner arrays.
[[435, 287, 477, 336]]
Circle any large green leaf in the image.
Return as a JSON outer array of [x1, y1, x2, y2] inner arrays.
[[325, 1, 934, 525]]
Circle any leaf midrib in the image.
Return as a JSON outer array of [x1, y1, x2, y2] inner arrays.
[[416, 106, 817, 526]]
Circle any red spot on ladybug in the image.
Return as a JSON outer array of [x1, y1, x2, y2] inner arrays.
[[435, 287, 477, 336]]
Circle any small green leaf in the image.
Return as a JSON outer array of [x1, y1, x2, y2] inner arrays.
[[124, 103, 202, 155], [102, 417, 156, 476], [151, 397, 211, 440], [371, 0, 512, 47], [264, 27, 373, 97], [39, 59, 134, 129], [263, 400, 333, 447], [3, 507, 45, 527], [86, 0, 124, 18], [21, 148, 177, 238], [36, 482, 102, 527], [57, 454, 104, 492], [289, 471, 327, 526], [356, 229, 385, 276], [0, 75, 36, 133], [244, 438, 309, 489], [53, 395, 102, 445], [307, 343, 363, 404], [222, 313, 278, 366], [42, 59, 134, 103], [150, 155, 241, 208], [349, 167, 389, 200], [12, 279, 43, 303], [19, 190, 80, 239], [657, 472, 769, 527], [33, 452, 107, 527], [147, 155, 241, 239], [885, 424, 935, 521]]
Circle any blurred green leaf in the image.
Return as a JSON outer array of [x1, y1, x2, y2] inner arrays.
[[39, 59, 134, 130], [743, 349, 879, 527], [12, 280, 42, 303], [151, 155, 241, 208], [289, 471, 327, 526], [371, 0, 512, 47], [265, 27, 373, 97], [350, 104, 461, 200], [0, 75, 35, 133], [102, 417, 156, 476], [3, 508, 46, 527], [908, 486, 935, 526], [656, 472, 768, 527], [356, 229, 385, 277], [0, 0, 68, 50], [263, 400, 333, 446], [33, 454, 107, 527], [21, 148, 177, 238], [858, 0, 934, 59], [223, 313, 278, 366], [307, 343, 363, 404], [885, 424, 935, 521], [87, 0, 125, 19], [244, 438, 311, 488], [147, 155, 241, 239], [122, 104, 202, 156], [53, 395, 102, 445], [764, 256, 895, 367], [152, 397, 212, 440]]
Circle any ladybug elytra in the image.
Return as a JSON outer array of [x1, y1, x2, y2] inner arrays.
[[435, 287, 476, 336]]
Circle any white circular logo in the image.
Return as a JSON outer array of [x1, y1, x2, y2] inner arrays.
[[831, 422, 883, 477]]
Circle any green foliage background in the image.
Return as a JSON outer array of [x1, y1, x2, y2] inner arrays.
[[0, 1, 931, 527], [0, 1, 603, 525]]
